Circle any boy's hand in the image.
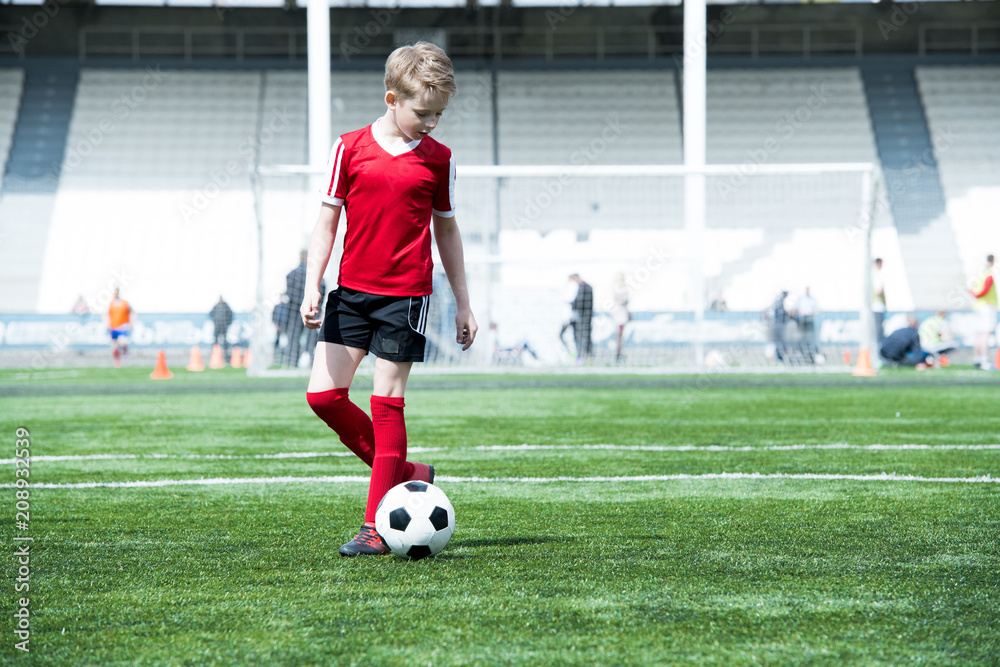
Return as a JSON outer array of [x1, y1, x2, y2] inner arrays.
[[300, 290, 324, 329], [456, 308, 478, 351]]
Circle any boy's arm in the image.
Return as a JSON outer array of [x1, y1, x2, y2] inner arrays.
[[433, 213, 477, 350], [301, 203, 341, 329]]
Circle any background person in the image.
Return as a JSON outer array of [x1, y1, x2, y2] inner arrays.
[[969, 254, 996, 371], [611, 272, 630, 362], [880, 315, 932, 369], [209, 296, 234, 358], [568, 273, 593, 364], [794, 286, 820, 361], [919, 310, 956, 358], [107, 288, 132, 368], [285, 251, 325, 368], [767, 290, 790, 362], [872, 258, 887, 347]]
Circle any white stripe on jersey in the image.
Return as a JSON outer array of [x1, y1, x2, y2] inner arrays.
[[448, 153, 456, 213], [433, 154, 457, 218], [322, 138, 345, 203]]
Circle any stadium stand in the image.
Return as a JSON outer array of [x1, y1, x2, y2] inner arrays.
[[0, 64, 77, 312], [37, 69, 263, 313], [34, 68, 497, 313], [0, 69, 24, 179], [916, 65, 1000, 281], [862, 61, 963, 311], [706, 68, 877, 166], [701, 67, 911, 310], [7, 62, 913, 314], [497, 70, 682, 165], [481, 66, 895, 311]]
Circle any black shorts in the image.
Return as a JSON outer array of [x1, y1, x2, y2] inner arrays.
[[318, 287, 429, 362]]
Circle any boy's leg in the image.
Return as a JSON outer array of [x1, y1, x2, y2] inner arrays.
[[340, 358, 414, 557], [307, 343, 424, 477], [363, 358, 413, 524], [306, 341, 426, 482], [307, 342, 372, 462]]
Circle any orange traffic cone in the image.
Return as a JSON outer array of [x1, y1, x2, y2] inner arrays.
[[230, 346, 243, 368], [150, 350, 173, 380], [842, 350, 851, 366], [242, 348, 252, 369], [852, 347, 877, 377], [208, 344, 225, 369], [939, 353, 950, 367], [186, 346, 205, 372]]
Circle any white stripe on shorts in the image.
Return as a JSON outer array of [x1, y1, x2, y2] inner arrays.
[[409, 296, 429, 335]]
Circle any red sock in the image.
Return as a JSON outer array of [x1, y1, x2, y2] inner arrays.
[[306, 389, 375, 466], [306, 390, 414, 480], [365, 395, 407, 523]]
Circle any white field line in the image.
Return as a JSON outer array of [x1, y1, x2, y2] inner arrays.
[[2, 443, 998, 466], [4, 472, 997, 490], [476, 443, 1000, 452], [0, 447, 441, 465]]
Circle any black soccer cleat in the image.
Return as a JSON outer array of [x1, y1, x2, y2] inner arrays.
[[338, 524, 390, 556]]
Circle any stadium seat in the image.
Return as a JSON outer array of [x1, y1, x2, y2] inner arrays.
[[915, 65, 1000, 278], [0, 68, 26, 179]]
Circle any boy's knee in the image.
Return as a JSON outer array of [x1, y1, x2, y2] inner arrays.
[[307, 388, 350, 415]]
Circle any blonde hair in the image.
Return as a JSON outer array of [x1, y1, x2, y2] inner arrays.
[[384, 41, 456, 101]]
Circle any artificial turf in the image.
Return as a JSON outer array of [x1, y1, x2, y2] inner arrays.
[[1, 368, 997, 665]]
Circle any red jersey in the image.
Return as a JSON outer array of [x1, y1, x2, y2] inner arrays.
[[320, 122, 456, 297]]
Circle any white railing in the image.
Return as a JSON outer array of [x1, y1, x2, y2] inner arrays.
[[77, 22, 863, 62], [919, 22, 1000, 56]]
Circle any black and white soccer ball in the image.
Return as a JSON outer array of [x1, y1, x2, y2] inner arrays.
[[375, 481, 455, 560]]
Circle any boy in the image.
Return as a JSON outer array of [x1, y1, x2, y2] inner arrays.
[[300, 42, 477, 556]]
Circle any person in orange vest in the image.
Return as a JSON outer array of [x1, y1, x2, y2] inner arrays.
[[108, 288, 133, 368], [970, 254, 997, 371]]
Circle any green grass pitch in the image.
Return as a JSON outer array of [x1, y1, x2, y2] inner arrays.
[[1, 368, 998, 665]]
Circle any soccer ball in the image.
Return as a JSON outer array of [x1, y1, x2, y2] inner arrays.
[[375, 481, 455, 560]]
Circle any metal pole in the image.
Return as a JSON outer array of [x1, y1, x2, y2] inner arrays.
[[684, 0, 707, 369], [307, 0, 331, 171]]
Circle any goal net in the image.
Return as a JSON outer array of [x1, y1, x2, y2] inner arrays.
[[249, 163, 881, 375]]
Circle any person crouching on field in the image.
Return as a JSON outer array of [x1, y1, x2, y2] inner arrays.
[[300, 42, 477, 556]]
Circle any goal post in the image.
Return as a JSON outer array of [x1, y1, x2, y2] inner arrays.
[[249, 162, 881, 375]]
